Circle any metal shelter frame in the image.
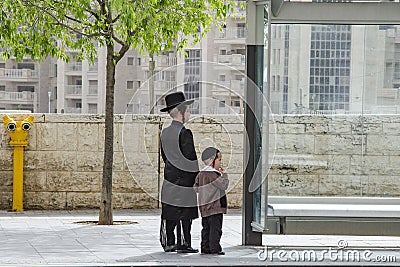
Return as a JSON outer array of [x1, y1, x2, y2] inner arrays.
[[244, 0, 400, 246]]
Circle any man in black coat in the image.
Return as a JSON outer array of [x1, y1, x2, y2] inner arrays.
[[159, 92, 199, 253]]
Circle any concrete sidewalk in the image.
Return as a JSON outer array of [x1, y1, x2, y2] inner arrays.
[[0, 209, 399, 266]]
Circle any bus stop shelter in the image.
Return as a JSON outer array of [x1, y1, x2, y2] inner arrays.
[[244, 0, 400, 246]]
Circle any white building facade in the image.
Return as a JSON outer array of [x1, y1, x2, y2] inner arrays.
[[2, 1, 400, 116]]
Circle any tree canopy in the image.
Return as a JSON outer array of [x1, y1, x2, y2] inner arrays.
[[0, 0, 230, 62]]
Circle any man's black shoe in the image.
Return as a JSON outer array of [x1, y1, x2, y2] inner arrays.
[[164, 244, 177, 252], [177, 247, 199, 253], [211, 251, 225, 255]]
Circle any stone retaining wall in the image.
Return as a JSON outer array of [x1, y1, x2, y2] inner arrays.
[[0, 114, 399, 210], [270, 115, 400, 197]]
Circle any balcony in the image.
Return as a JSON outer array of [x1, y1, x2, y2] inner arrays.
[[154, 81, 177, 91], [212, 80, 245, 96], [214, 54, 245, 69], [66, 62, 82, 72], [88, 86, 98, 95], [64, 107, 82, 114], [142, 55, 177, 68], [87, 86, 98, 102], [65, 85, 82, 99], [215, 27, 246, 43], [88, 63, 98, 72], [0, 68, 39, 81], [377, 88, 400, 101], [231, 79, 245, 92], [0, 91, 36, 105]]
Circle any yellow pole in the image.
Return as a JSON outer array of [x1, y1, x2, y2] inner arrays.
[[3, 114, 33, 212], [12, 146, 24, 211]]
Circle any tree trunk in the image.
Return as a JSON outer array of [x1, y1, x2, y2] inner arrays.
[[149, 53, 155, 114], [99, 44, 116, 225]]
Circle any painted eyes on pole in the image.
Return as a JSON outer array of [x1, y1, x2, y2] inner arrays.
[[6, 122, 31, 132], [22, 122, 31, 131], [7, 122, 16, 132]]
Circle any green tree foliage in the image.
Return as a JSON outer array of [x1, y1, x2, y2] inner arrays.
[[0, 0, 230, 224], [0, 0, 229, 61]]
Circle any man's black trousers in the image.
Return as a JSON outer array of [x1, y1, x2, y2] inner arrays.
[[165, 219, 192, 248]]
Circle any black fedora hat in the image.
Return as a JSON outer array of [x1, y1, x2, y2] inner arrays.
[[160, 92, 194, 112]]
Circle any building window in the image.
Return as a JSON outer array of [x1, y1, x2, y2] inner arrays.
[[127, 57, 141, 66], [162, 71, 176, 81], [89, 80, 98, 94], [127, 57, 134, 65], [49, 63, 57, 77], [277, 75, 280, 91], [17, 86, 34, 92], [88, 104, 97, 114], [17, 63, 35, 70], [127, 80, 141, 90], [127, 81, 134, 89], [272, 76, 276, 91], [237, 23, 246, 38], [231, 97, 241, 107], [126, 104, 134, 113], [277, 49, 281, 65], [184, 49, 201, 114], [89, 58, 98, 72]]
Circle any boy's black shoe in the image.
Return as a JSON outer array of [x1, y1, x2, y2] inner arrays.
[[211, 251, 225, 256], [177, 247, 199, 253]]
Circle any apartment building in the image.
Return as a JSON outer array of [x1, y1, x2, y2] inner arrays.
[[0, 1, 246, 115], [3, 1, 400, 116], [131, 0, 247, 115], [0, 58, 34, 112], [203, 0, 247, 114]]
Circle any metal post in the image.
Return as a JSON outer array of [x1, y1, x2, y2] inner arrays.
[[48, 91, 51, 113], [243, 0, 266, 246]]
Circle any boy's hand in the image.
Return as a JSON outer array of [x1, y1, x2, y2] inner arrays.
[[218, 166, 225, 174]]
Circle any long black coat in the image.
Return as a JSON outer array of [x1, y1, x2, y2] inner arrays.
[[160, 120, 199, 220]]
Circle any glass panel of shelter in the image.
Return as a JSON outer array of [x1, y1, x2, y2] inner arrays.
[[256, 1, 400, 231]]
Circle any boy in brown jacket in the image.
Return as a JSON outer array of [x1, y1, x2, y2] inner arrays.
[[194, 147, 229, 255]]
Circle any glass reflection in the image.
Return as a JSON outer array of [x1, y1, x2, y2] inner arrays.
[[270, 24, 400, 115]]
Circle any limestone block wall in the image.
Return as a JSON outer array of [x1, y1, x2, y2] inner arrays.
[[270, 115, 400, 197], [0, 114, 399, 210], [0, 114, 245, 210]]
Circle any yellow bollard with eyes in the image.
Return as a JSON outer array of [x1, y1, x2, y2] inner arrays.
[[3, 115, 34, 211]]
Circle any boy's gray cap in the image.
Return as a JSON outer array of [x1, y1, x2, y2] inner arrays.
[[201, 147, 220, 161]]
